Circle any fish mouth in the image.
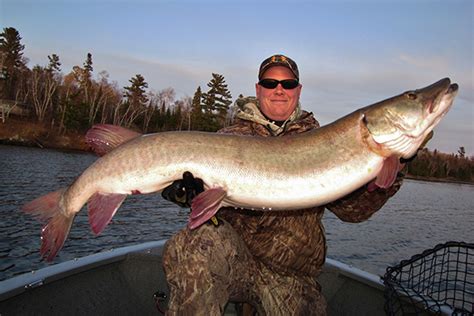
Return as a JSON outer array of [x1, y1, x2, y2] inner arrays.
[[448, 82, 459, 94], [443, 83, 459, 111], [424, 78, 458, 114], [441, 82, 459, 112]]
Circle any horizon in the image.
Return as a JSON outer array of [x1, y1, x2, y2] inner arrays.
[[2, 0, 473, 154]]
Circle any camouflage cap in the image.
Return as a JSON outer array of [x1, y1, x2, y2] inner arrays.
[[258, 54, 299, 80]]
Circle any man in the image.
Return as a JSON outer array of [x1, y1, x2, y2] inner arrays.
[[162, 54, 403, 315]]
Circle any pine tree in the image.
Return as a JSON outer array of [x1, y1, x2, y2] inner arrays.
[[191, 86, 203, 130], [0, 27, 26, 99], [121, 74, 148, 127], [83, 53, 93, 73], [82, 53, 93, 104], [0, 27, 25, 76], [124, 74, 148, 107], [202, 73, 232, 126], [47, 54, 61, 73]]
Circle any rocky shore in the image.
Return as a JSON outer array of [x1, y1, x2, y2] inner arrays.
[[0, 118, 90, 152]]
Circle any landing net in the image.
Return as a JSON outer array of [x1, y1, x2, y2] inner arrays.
[[383, 241, 474, 315]]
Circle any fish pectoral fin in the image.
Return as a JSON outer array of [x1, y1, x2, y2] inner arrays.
[[188, 187, 226, 230], [88, 193, 127, 235], [373, 155, 402, 190], [86, 124, 142, 156]]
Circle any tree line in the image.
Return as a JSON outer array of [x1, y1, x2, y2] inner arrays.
[[406, 147, 473, 183], [1, 27, 473, 183], [0, 27, 233, 133]]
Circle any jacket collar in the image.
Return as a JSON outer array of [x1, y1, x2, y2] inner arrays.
[[235, 98, 302, 136]]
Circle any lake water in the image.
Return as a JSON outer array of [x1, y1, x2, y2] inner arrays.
[[0, 145, 473, 281]]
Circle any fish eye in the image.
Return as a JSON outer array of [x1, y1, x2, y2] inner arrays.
[[406, 92, 417, 100]]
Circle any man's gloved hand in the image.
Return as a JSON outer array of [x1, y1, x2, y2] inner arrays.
[[161, 171, 204, 207]]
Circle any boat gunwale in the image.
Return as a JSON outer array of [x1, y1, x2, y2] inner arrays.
[[0, 240, 385, 303], [0, 240, 167, 301]]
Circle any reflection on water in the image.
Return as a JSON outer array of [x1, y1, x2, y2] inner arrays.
[[1, 145, 473, 280]]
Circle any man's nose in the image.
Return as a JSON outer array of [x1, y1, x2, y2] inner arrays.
[[274, 84, 284, 94]]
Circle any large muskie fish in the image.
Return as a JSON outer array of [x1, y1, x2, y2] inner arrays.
[[23, 78, 458, 260]]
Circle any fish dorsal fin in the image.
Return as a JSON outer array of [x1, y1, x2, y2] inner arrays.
[[86, 124, 142, 156], [188, 187, 227, 229], [372, 155, 402, 190], [88, 193, 127, 235]]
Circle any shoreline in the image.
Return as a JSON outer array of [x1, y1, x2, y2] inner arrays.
[[0, 118, 91, 152], [404, 174, 473, 186]]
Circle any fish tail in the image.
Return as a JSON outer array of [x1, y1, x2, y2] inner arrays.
[[22, 189, 74, 261]]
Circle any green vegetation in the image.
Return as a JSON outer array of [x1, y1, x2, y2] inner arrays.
[[1, 27, 473, 183]]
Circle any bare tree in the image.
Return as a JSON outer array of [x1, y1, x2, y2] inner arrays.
[[29, 55, 61, 122], [175, 96, 192, 131], [142, 90, 158, 132], [88, 70, 115, 125], [56, 71, 79, 133], [99, 79, 121, 124], [157, 87, 175, 110]]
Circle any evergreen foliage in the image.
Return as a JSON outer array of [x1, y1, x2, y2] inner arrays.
[[190, 86, 206, 130], [0, 27, 25, 74], [124, 74, 149, 108], [200, 73, 232, 130], [202, 73, 232, 125], [0, 27, 27, 99], [83, 53, 93, 73], [47, 54, 61, 73]]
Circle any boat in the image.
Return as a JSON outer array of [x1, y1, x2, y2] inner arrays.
[[0, 240, 387, 315]]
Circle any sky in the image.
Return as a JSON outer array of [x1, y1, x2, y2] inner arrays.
[[1, 0, 473, 154]]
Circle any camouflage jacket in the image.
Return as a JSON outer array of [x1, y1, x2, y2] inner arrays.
[[217, 105, 402, 277]]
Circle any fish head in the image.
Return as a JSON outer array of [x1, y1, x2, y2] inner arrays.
[[363, 78, 458, 159]]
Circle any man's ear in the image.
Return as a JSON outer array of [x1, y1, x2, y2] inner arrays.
[[255, 82, 261, 99], [295, 84, 302, 99]]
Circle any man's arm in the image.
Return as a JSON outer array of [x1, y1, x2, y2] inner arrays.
[[325, 174, 403, 223]]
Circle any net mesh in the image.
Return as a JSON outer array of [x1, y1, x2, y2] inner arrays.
[[383, 241, 474, 316]]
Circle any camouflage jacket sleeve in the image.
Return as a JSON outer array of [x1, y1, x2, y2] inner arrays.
[[325, 173, 404, 223]]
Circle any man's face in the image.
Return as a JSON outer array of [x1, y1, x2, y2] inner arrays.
[[256, 66, 302, 121]]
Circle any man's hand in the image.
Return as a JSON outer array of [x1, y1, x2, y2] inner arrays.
[[161, 171, 204, 207]]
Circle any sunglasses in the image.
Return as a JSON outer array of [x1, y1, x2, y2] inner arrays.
[[258, 79, 299, 90]]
